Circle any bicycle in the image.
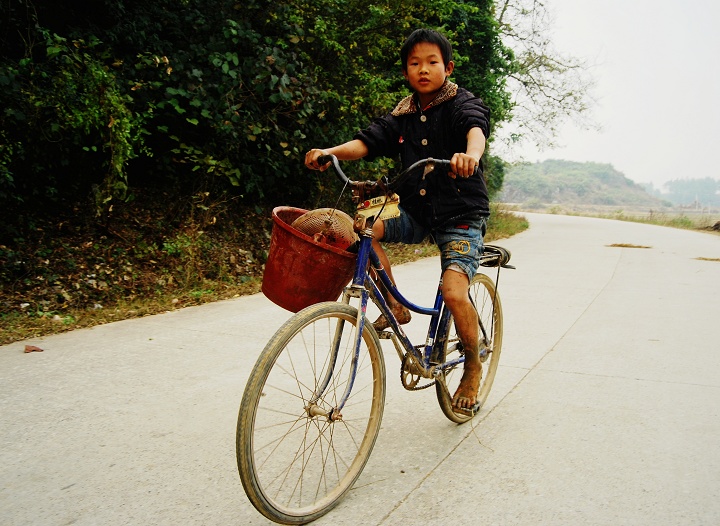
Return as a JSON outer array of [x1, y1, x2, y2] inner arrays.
[[236, 156, 514, 524]]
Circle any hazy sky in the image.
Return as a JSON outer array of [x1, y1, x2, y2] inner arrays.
[[504, 0, 720, 189]]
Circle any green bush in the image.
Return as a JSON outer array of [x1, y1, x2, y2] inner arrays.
[[1, 0, 514, 226]]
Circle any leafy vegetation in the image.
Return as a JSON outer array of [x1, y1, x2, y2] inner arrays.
[[1, 1, 590, 344], [494, 0, 596, 148], [0, 0, 517, 216], [0, 200, 527, 345]]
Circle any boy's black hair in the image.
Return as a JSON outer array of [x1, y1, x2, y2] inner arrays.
[[400, 28, 453, 71]]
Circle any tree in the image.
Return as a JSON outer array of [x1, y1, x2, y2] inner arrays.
[[494, 0, 595, 148], [1, 0, 591, 222], [664, 178, 720, 207]]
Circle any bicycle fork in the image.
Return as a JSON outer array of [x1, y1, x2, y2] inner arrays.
[[305, 286, 372, 423]]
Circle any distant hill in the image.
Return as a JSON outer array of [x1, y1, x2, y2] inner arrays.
[[500, 159, 671, 209]]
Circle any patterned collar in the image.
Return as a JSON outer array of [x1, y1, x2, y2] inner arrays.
[[391, 81, 458, 116]]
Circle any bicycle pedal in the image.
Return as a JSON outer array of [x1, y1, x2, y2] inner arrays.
[[455, 401, 481, 417]]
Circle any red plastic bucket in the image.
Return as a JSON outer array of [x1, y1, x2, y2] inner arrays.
[[262, 206, 357, 312]]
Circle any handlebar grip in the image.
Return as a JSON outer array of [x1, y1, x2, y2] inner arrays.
[[427, 159, 479, 176], [317, 154, 333, 166], [434, 159, 452, 170], [315, 154, 351, 185]]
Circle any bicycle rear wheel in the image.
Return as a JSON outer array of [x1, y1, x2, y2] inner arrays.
[[237, 302, 385, 524], [435, 273, 503, 424]]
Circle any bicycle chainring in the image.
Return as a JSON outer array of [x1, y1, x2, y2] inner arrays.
[[401, 352, 435, 391]]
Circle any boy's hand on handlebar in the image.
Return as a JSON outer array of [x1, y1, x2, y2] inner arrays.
[[449, 153, 480, 179], [305, 149, 331, 171]]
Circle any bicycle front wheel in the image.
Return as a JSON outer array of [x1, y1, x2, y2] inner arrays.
[[435, 273, 503, 424], [237, 302, 386, 525]]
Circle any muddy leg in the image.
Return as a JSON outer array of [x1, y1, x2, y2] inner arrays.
[[452, 347, 482, 409], [442, 269, 481, 409]]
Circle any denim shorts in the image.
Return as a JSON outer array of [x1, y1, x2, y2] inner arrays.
[[382, 208, 487, 281]]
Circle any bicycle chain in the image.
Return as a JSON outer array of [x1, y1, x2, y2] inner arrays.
[[400, 352, 436, 391]]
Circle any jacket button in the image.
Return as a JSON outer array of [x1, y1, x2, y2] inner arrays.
[[421, 139, 428, 146], [419, 189, 426, 196], [420, 115, 427, 122]]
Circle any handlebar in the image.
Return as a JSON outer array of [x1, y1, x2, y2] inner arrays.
[[314, 154, 511, 267], [317, 154, 350, 184], [317, 155, 459, 192]]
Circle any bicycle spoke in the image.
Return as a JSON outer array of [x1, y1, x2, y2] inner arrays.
[[237, 304, 385, 522]]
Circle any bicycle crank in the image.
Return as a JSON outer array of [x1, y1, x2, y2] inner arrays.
[[401, 352, 435, 391], [479, 343, 491, 363]]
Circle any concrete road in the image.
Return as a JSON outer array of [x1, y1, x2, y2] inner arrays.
[[2, 213, 719, 526]]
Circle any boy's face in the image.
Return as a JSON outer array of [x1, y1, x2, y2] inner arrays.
[[403, 42, 454, 107]]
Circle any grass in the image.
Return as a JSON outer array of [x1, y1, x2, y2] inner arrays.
[[600, 209, 719, 231], [1, 203, 527, 346], [515, 203, 720, 234], [0, 278, 264, 346]]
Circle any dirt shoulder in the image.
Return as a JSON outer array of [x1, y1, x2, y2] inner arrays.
[[1, 191, 527, 345]]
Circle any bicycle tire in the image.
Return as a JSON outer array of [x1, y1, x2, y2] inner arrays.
[[435, 273, 503, 424], [237, 302, 386, 524]]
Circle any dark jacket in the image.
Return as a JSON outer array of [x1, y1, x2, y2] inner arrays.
[[354, 83, 491, 228]]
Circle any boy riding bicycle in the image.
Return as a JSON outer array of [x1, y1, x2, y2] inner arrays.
[[305, 28, 491, 411]]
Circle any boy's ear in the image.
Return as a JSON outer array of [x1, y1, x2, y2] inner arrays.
[[445, 61, 455, 77]]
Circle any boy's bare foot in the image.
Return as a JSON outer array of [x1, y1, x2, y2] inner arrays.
[[372, 304, 411, 332], [452, 361, 482, 410]]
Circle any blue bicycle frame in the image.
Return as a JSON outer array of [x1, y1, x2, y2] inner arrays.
[[320, 217, 463, 421]]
